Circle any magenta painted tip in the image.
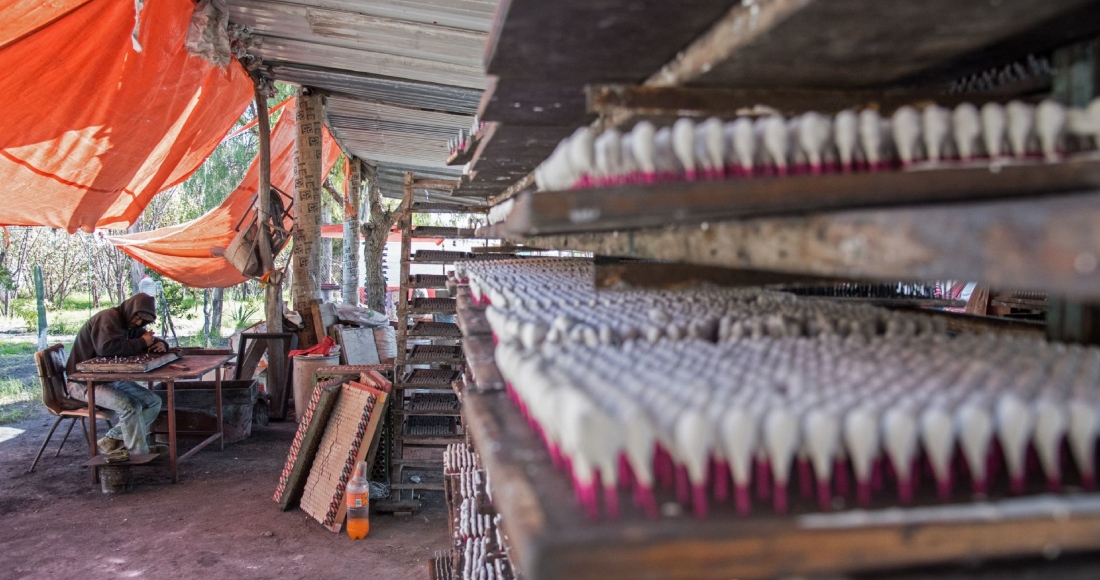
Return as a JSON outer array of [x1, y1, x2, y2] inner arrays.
[[856, 481, 872, 507], [635, 486, 659, 519], [714, 464, 730, 502], [1083, 473, 1097, 491], [756, 459, 772, 500], [550, 446, 563, 470], [617, 454, 635, 491], [1047, 476, 1061, 493], [675, 465, 691, 505], [773, 483, 789, 514], [817, 481, 832, 510], [1010, 475, 1026, 495], [937, 478, 952, 501], [692, 484, 709, 518], [683, 169, 698, 182], [871, 459, 884, 492], [798, 459, 813, 499], [898, 481, 914, 505], [972, 477, 987, 495], [604, 486, 620, 520], [735, 484, 752, 516], [834, 459, 850, 496]]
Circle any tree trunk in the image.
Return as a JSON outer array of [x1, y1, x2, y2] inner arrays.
[[127, 224, 144, 294], [292, 88, 323, 346], [254, 82, 283, 336], [361, 162, 400, 314], [202, 289, 212, 347], [342, 159, 361, 305], [210, 287, 224, 341]]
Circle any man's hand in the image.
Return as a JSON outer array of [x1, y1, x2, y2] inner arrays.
[[142, 330, 156, 347], [149, 341, 166, 353]]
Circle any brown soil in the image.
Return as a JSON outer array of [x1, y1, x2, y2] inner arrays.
[[0, 408, 448, 580]]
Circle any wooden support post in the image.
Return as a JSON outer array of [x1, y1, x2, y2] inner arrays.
[[391, 172, 415, 496], [254, 82, 286, 417], [293, 88, 324, 347], [343, 159, 362, 306]]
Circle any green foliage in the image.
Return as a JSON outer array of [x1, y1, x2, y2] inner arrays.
[[11, 299, 38, 331], [0, 263, 15, 293], [47, 317, 79, 335], [230, 301, 260, 330], [151, 273, 198, 319]]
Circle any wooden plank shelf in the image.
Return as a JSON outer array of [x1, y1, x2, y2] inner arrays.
[[402, 344, 465, 366], [648, 0, 1099, 91], [411, 226, 480, 239], [392, 482, 447, 491], [409, 274, 450, 289], [456, 300, 1100, 579], [461, 334, 505, 393], [514, 191, 1100, 301], [465, 386, 1100, 580], [456, 296, 492, 338], [409, 321, 463, 339], [491, 157, 1100, 237], [400, 436, 464, 447], [411, 202, 486, 214]]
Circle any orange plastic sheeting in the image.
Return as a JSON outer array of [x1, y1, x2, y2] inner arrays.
[[0, 0, 254, 232], [111, 101, 342, 288], [0, 0, 93, 49]]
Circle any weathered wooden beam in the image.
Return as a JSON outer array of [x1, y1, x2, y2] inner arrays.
[[647, 0, 1096, 89], [519, 192, 1100, 300], [593, 258, 839, 291], [411, 178, 460, 191]]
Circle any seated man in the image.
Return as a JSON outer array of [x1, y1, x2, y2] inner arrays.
[[66, 292, 167, 455]]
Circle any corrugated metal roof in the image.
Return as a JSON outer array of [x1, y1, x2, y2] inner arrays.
[[226, 0, 496, 209], [271, 65, 480, 114]]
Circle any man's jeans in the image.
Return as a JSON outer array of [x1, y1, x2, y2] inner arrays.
[[66, 381, 161, 454]]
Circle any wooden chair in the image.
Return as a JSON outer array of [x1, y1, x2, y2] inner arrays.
[[26, 344, 112, 473]]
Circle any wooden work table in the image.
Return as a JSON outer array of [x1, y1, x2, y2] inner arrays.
[[70, 351, 235, 484]]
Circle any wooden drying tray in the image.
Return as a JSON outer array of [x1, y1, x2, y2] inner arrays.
[[465, 388, 1100, 580], [457, 305, 1100, 580], [75, 352, 180, 373], [488, 156, 1100, 237]]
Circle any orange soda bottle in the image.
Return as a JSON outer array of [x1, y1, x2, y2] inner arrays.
[[346, 461, 370, 539]]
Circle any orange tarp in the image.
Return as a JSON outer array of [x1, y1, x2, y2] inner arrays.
[[0, 0, 253, 232], [111, 99, 342, 288], [0, 0, 94, 48]]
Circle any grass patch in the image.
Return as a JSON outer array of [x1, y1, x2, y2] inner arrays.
[[0, 377, 38, 425], [0, 341, 37, 356]]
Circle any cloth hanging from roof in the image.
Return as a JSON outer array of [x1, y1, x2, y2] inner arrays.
[[110, 98, 342, 288], [0, 0, 253, 232]]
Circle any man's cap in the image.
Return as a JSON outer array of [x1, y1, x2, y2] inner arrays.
[[136, 310, 156, 322]]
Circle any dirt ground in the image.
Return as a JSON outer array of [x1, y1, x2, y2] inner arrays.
[[0, 406, 449, 580]]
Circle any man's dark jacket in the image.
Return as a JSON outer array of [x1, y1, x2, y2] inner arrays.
[[66, 293, 156, 375]]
